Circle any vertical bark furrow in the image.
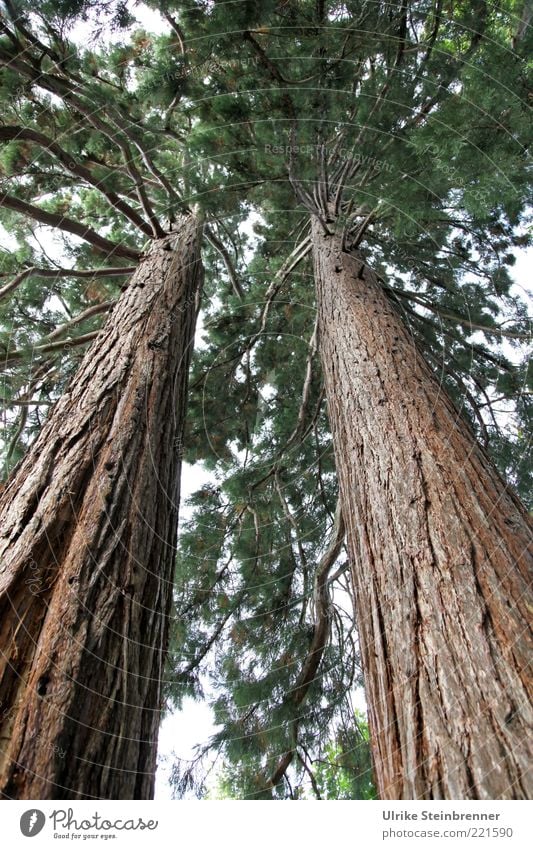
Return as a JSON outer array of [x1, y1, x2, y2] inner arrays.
[[312, 218, 533, 800]]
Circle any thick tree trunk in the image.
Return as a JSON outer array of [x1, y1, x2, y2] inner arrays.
[[311, 218, 533, 800], [0, 215, 203, 799]]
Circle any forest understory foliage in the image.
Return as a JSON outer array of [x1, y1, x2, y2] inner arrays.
[[0, 0, 531, 800]]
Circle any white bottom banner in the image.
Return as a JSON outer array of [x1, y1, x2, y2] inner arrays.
[[1, 800, 530, 848]]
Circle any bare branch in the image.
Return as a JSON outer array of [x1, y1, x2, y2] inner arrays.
[[349, 205, 378, 249], [3, 330, 100, 366], [296, 750, 322, 799], [0, 396, 52, 407], [283, 315, 319, 450], [163, 11, 186, 55], [205, 224, 244, 299], [0, 264, 135, 303], [45, 300, 114, 341]]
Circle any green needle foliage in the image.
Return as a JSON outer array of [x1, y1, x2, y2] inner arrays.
[[0, 0, 531, 799]]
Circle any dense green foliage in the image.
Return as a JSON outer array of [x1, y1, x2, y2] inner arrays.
[[0, 0, 531, 798]]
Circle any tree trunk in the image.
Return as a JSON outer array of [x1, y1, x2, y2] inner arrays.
[[311, 218, 533, 800], [0, 215, 203, 799]]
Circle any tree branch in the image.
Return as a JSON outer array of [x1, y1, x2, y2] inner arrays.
[[0, 126, 155, 237], [107, 106, 184, 210], [205, 224, 244, 298], [0, 193, 140, 260], [266, 500, 345, 790], [163, 11, 186, 55], [296, 750, 322, 799], [0, 46, 165, 238], [0, 264, 135, 303], [3, 330, 100, 366], [389, 285, 531, 340], [45, 301, 114, 341], [0, 396, 51, 407], [283, 315, 319, 450]]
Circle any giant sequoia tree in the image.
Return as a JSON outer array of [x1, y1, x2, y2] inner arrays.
[[0, 4, 205, 798], [0, 0, 531, 800], [313, 222, 532, 798]]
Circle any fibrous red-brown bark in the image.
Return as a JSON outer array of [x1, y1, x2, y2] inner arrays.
[[312, 218, 533, 800], [0, 215, 203, 799]]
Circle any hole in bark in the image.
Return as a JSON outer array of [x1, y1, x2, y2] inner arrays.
[[505, 709, 517, 725], [335, 265, 342, 273], [37, 674, 50, 697], [104, 461, 114, 471]]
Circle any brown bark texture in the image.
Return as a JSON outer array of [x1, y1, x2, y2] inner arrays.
[[311, 218, 533, 800], [0, 215, 203, 799]]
